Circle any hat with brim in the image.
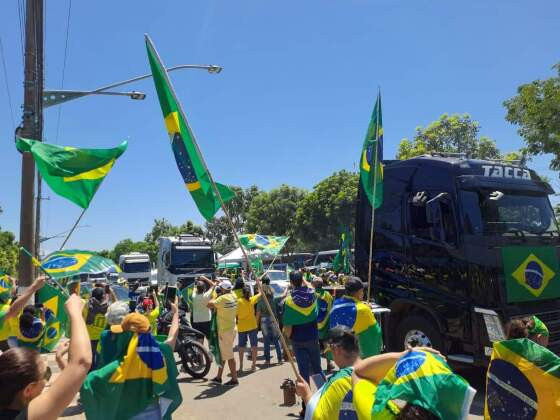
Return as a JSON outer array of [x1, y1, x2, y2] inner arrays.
[[110, 312, 150, 334]]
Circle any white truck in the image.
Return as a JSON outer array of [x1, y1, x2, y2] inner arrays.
[[118, 252, 152, 285], [157, 234, 216, 287]]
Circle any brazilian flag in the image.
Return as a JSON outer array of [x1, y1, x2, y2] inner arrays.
[[239, 234, 289, 256], [305, 367, 356, 419], [373, 350, 476, 420], [146, 35, 235, 221], [16, 137, 127, 209], [81, 333, 182, 420], [485, 338, 560, 419], [333, 228, 352, 274], [329, 296, 382, 358], [359, 93, 383, 209], [316, 288, 333, 339], [283, 289, 318, 327], [0, 270, 14, 302], [208, 311, 222, 366], [40, 249, 120, 280], [36, 283, 68, 353], [502, 246, 560, 303]]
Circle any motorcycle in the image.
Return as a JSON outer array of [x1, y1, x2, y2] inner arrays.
[[157, 307, 212, 379]]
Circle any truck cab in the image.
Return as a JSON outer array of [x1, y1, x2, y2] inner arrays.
[[118, 252, 151, 286], [157, 234, 215, 287], [355, 154, 560, 365]]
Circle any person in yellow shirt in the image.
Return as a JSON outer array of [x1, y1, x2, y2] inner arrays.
[[82, 284, 116, 369], [139, 290, 160, 335], [236, 285, 261, 372], [208, 280, 239, 387], [0, 275, 46, 351]]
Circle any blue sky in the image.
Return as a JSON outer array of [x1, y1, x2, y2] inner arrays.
[[1, 0, 559, 254]]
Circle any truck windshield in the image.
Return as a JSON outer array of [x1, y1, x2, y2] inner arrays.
[[122, 261, 150, 273], [171, 248, 214, 268], [461, 190, 559, 236]]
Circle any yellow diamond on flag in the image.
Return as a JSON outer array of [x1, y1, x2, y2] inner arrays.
[[512, 253, 555, 297]]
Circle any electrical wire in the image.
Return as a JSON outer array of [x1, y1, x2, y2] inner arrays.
[[17, 0, 25, 68], [0, 36, 16, 130], [54, 0, 72, 144]]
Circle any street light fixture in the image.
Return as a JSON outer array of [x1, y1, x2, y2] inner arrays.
[[43, 64, 222, 108]]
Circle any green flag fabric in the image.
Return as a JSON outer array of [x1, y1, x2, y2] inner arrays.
[[485, 338, 560, 419], [373, 350, 476, 420], [0, 270, 14, 303], [145, 35, 235, 221], [208, 311, 222, 366], [239, 234, 289, 255], [36, 283, 68, 352], [333, 228, 352, 274], [359, 93, 384, 209], [40, 249, 120, 280], [81, 333, 182, 420], [501, 246, 560, 303], [250, 255, 264, 276], [16, 137, 127, 209]]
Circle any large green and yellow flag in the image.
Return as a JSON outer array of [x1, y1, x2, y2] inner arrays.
[[81, 332, 182, 420], [502, 246, 560, 303], [239, 234, 289, 256], [36, 283, 68, 352], [329, 296, 382, 358], [145, 35, 235, 221], [16, 137, 127, 209], [373, 350, 476, 420], [40, 249, 120, 280], [359, 93, 383, 209], [485, 338, 560, 419], [283, 289, 318, 326]]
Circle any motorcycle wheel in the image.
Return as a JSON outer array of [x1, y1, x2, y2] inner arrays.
[[178, 339, 212, 379]]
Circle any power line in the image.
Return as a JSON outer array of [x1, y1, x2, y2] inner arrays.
[[0, 36, 16, 130], [17, 0, 25, 68], [54, 0, 72, 144]]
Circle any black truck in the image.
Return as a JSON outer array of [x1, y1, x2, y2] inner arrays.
[[355, 153, 560, 366]]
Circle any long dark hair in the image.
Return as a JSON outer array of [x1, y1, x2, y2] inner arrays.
[[0, 348, 41, 408], [242, 285, 252, 301]]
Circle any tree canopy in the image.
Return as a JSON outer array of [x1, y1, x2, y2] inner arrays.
[[504, 63, 560, 170]]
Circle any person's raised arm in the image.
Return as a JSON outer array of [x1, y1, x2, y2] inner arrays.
[[28, 294, 91, 420], [164, 298, 179, 350], [107, 285, 117, 303], [152, 291, 159, 308], [7, 276, 46, 319]]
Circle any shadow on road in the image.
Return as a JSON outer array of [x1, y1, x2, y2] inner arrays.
[[193, 383, 236, 400]]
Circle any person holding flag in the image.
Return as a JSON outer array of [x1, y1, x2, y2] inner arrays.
[[311, 277, 335, 372], [0, 274, 46, 351], [16, 305, 46, 351], [329, 277, 383, 359]]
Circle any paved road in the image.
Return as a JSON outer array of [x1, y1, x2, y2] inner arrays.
[[52, 346, 486, 420]]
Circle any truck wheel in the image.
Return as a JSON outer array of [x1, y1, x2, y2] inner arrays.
[[395, 315, 443, 351]]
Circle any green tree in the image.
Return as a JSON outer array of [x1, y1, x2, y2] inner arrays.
[[504, 63, 560, 170], [293, 171, 358, 251], [246, 185, 307, 250], [0, 228, 19, 275], [110, 239, 158, 264], [396, 113, 501, 160]]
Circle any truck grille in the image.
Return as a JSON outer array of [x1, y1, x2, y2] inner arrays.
[[519, 310, 560, 356]]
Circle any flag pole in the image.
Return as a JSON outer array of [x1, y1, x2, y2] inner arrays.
[[366, 90, 381, 303], [58, 207, 87, 251], [19, 246, 69, 297], [146, 35, 299, 377]]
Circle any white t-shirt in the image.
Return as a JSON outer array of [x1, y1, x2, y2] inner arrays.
[[192, 287, 213, 323]]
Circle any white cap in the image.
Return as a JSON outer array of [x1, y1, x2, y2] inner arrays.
[[219, 280, 233, 291], [106, 301, 130, 325]]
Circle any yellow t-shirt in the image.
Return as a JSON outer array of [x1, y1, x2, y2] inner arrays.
[[83, 300, 108, 341], [236, 294, 261, 333], [307, 368, 354, 420], [146, 306, 160, 335], [0, 303, 11, 341], [214, 293, 237, 332], [353, 378, 399, 420]]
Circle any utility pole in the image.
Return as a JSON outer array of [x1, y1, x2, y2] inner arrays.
[[17, 0, 44, 286]]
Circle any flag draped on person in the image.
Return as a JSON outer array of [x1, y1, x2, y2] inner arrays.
[[239, 234, 289, 256], [145, 35, 235, 221], [81, 332, 182, 420], [315, 288, 333, 339], [373, 350, 476, 420], [39, 249, 120, 280], [283, 288, 318, 326], [485, 338, 560, 419], [0, 270, 13, 302], [332, 228, 352, 274], [304, 367, 356, 420], [329, 296, 382, 358], [359, 93, 383, 209], [36, 283, 68, 352], [16, 137, 127, 209]]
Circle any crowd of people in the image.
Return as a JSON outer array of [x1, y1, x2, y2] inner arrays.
[[0, 266, 557, 419]]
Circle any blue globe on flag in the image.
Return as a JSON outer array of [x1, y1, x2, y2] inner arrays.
[[525, 261, 544, 290]]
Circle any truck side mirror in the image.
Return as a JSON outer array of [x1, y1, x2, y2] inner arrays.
[[426, 193, 448, 242]]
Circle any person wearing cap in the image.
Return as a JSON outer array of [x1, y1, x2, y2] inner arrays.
[[207, 280, 239, 386], [295, 326, 360, 419], [96, 301, 131, 368], [82, 284, 117, 370], [329, 276, 382, 359]]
